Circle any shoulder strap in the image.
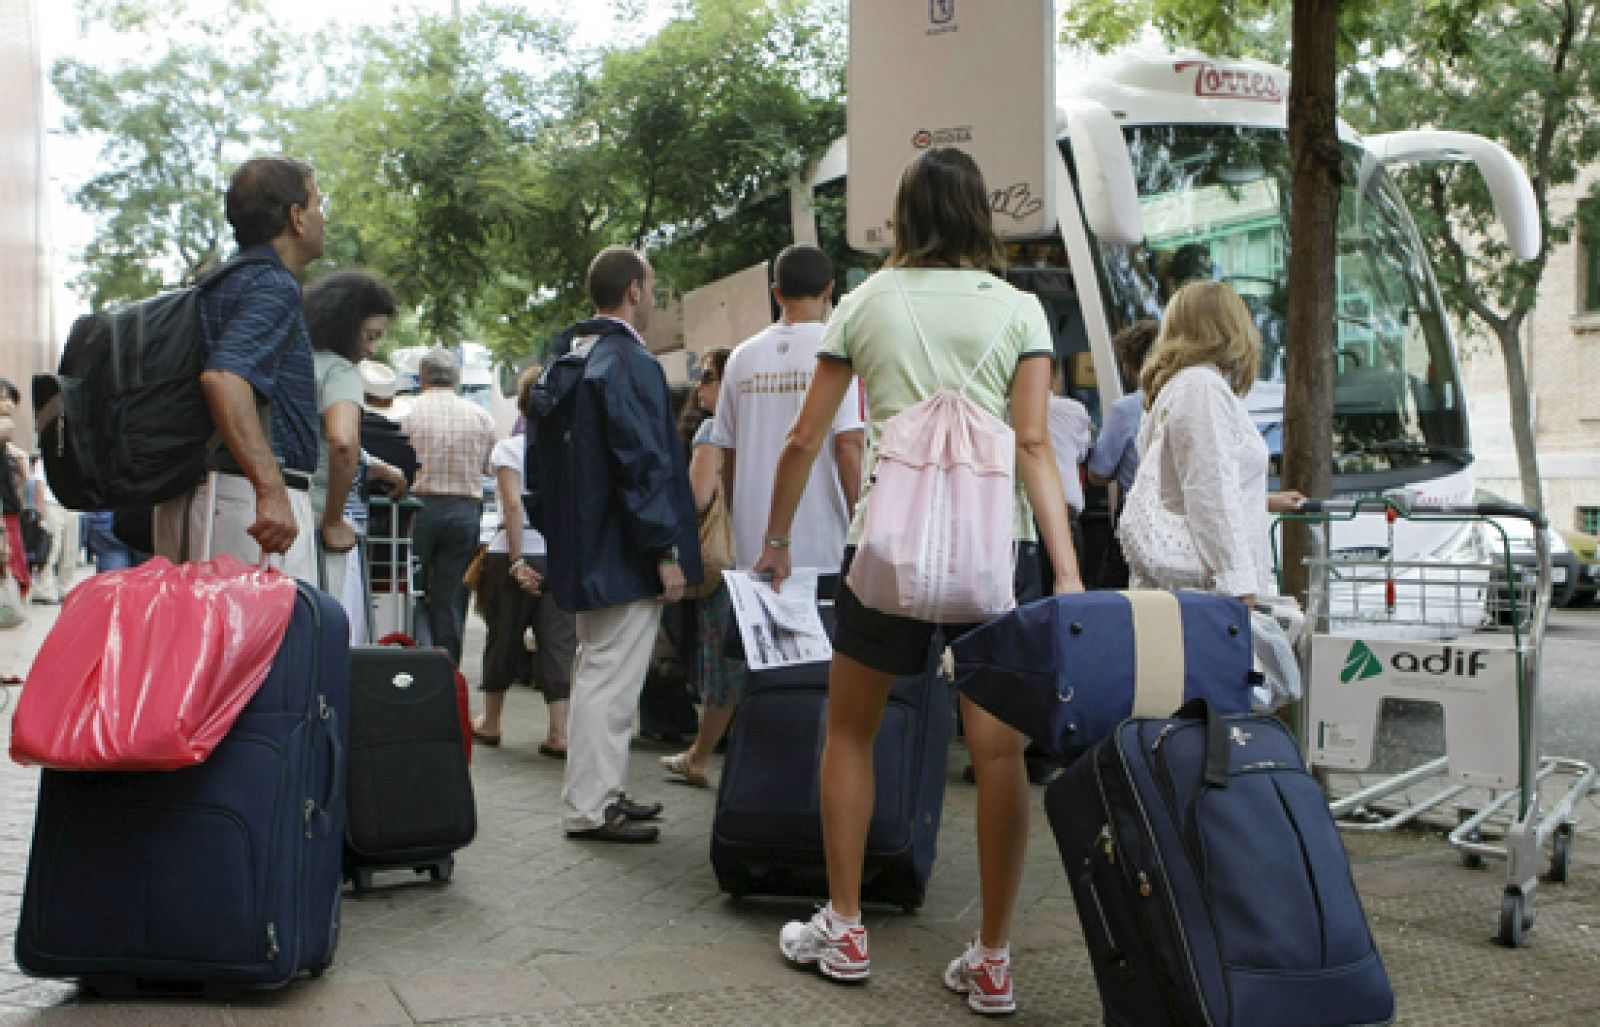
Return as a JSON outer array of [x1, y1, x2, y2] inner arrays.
[[959, 291, 1027, 396], [893, 270, 1026, 397], [894, 270, 945, 393]]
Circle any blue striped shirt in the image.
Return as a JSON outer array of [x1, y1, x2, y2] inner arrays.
[[199, 244, 319, 473]]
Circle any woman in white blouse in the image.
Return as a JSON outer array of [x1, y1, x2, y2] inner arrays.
[[1131, 281, 1301, 604]]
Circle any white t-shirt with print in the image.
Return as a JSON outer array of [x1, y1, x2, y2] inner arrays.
[[709, 320, 864, 571], [488, 435, 545, 557]]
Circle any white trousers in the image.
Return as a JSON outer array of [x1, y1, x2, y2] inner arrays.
[[34, 503, 80, 601], [153, 472, 316, 582], [560, 598, 663, 831]]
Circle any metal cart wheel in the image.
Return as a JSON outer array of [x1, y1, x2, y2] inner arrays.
[[1498, 891, 1531, 948], [1549, 825, 1573, 884]]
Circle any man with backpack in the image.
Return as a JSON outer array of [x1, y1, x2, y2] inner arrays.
[[530, 246, 702, 844], [151, 157, 325, 577]]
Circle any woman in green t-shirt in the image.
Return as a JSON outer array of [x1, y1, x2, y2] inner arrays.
[[758, 148, 1082, 1015]]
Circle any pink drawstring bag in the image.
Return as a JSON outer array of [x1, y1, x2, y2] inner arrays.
[[846, 273, 1022, 624], [10, 556, 299, 771]]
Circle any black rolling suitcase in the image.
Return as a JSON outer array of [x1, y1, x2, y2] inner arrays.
[[15, 582, 350, 996], [344, 645, 476, 891], [710, 605, 950, 912], [1045, 700, 1395, 1027]]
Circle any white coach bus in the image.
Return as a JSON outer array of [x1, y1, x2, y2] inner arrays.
[[702, 51, 1543, 613]]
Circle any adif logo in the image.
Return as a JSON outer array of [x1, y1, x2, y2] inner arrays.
[[1341, 641, 1383, 684], [1390, 646, 1489, 677], [931, 0, 955, 24]]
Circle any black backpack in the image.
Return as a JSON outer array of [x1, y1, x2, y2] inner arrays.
[[32, 256, 275, 511]]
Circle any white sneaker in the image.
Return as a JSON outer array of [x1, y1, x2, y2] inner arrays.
[[779, 907, 870, 982], [944, 937, 1016, 1015]]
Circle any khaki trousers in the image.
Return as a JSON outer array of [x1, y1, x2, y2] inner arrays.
[[560, 597, 664, 831]]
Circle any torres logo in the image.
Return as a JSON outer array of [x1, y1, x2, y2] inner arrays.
[[1341, 641, 1383, 683], [1173, 60, 1284, 104], [930, 0, 955, 25]]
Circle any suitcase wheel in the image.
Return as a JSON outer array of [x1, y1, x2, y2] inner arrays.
[[422, 856, 455, 883]]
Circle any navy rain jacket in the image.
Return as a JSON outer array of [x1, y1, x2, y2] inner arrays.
[[527, 317, 702, 612]]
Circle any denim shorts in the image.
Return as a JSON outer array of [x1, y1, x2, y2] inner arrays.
[[832, 543, 1042, 677]]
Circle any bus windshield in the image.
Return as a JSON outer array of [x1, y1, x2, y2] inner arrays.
[[1083, 125, 1469, 484]]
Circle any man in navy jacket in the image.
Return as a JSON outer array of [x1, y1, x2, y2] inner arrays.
[[532, 246, 702, 843]]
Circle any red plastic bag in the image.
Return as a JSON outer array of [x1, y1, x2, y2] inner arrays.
[[10, 556, 299, 771]]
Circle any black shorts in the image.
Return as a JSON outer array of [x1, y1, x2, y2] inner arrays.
[[832, 543, 1042, 676]]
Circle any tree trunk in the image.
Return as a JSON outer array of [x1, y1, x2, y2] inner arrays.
[[1279, 0, 1343, 605], [1497, 320, 1544, 512]]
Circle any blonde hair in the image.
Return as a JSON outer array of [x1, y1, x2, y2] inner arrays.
[[1140, 281, 1260, 405]]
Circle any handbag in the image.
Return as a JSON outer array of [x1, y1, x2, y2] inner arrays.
[[462, 544, 488, 591], [1117, 398, 1208, 588], [685, 485, 732, 600]]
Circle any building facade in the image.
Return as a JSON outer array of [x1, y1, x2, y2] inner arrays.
[[0, 0, 54, 441]]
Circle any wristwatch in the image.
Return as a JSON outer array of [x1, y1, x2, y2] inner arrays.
[[658, 545, 680, 566]]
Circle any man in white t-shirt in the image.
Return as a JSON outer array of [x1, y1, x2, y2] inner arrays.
[[710, 244, 864, 577]]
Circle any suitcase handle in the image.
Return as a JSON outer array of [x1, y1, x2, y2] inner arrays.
[[319, 703, 344, 835], [1174, 698, 1231, 788]]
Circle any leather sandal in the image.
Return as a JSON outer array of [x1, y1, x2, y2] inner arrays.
[[660, 752, 709, 788]]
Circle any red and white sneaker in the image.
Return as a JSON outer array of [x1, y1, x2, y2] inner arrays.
[[779, 907, 870, 982], [944, 938, 1016, 1015]]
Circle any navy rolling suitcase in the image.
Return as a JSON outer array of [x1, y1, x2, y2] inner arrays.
[[344, 645, 476, 891], [710, 607, 950, 912], [1045, 700, 1395, 1026], [15, 582, 350, 996]]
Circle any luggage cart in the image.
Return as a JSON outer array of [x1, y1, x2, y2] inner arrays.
[[1280, 495, 1594, 947], [366, 497, 424, 641]]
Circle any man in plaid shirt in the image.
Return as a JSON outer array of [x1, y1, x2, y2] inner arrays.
[[401, 348, 499, 666]]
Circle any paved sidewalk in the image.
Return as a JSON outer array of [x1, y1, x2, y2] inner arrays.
[[2, 580, 1600, 1024]]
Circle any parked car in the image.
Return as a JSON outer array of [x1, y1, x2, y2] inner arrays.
[[1558, 528, 1599, 607], [1483, 508, 1579, 620]]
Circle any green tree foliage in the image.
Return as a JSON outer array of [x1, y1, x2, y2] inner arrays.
[[289, 7, 571, 348], [54, 0, 845, 365], [52, 0, 292, 308], [1341, 0, 1600, 510]]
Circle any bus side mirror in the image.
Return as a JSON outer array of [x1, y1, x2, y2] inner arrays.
[[1063, 99, 1144, 246], [1366, 130, 1540, 261]]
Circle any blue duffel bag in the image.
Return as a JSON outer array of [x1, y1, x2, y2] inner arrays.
[[951, 590, 1256, 762]]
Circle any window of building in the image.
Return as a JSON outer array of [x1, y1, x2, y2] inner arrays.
[[1582, 199, 1600, 313], [1580, 506, 1600, 535]]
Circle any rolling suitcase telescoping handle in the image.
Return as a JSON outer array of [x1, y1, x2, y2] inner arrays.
[[1172, 698, 1232, 789]]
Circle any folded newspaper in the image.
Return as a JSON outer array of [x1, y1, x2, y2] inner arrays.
[[722, 569, 832, 671]]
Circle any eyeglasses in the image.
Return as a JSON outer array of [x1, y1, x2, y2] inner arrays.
[[301, 193, 331, 218], [698, 371, 719, 385]]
